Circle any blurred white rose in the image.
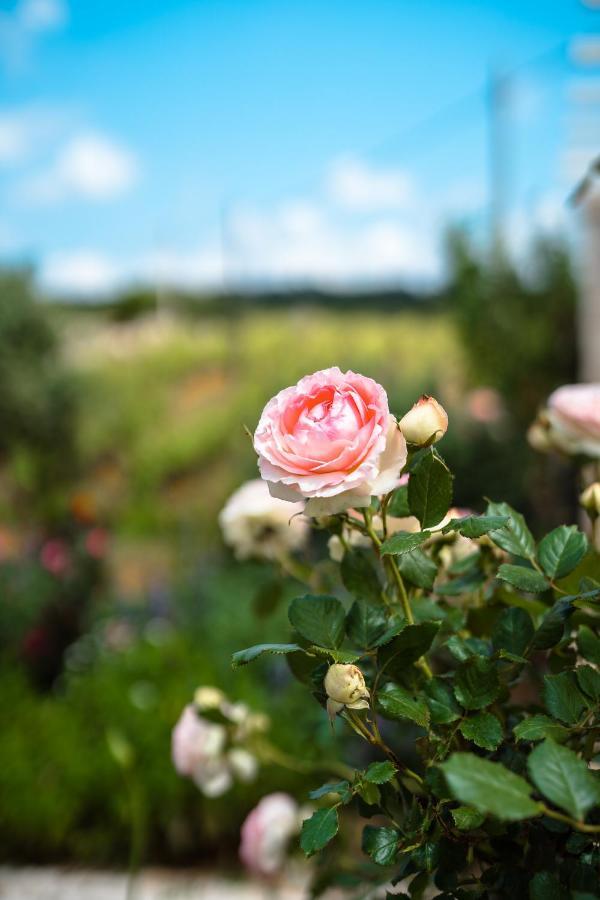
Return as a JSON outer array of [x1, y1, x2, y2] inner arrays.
[[171, 702, 259, 797], [219, 478, 309, 561]]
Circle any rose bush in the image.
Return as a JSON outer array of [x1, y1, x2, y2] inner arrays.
[[184, 370, 600, 895]]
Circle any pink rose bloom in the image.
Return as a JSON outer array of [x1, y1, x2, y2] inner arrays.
[[547, 384, 600, 458], [254, 367, 407, 516], [239, 792, 301, 877]]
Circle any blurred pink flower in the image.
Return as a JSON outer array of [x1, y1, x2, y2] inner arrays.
[[239, 792, 301, 877], [466, 387, 505, 425], [254, 367, 407, 516], [40, 539, 70, 576]]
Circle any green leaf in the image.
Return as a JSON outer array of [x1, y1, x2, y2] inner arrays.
[[345, 600, 387, 649], [442, 514, 509, 538], [424, 678, 462, 725], [497, 564, 550, 594], [578, 625, 600, 665], [486, 501, 536, 560], [287, 650, 322, 684], [411, 840, 440, 873], [307, 645, 361, 663], [532, 599, 574, 651], [529, 872, 562, 900], [543, 672, 588, 725], [357, 781, 380, 805], [441, 753, 540, 821], [308, 781, 352, 802], [445, 634, 479, 661], [450, 806, 486, 830], [378, 621, 440, 677], [341, 549, 381, 604], [361, 825, 400, 866], [459, 712, 503, 750], [299, 807, 339, 857], [492, 607, 534, 656], [408, 449, 453, 528], [387, 484, 410, 517], [513, 715, 569, 744], [527, 739, 600, 820], [398, 548, 438, 590], [289, 594, 346, 649], [454, 656, 500, 710], [232, 642, 303, 667], [376, 682, 430, 727], [576, 665, 600, 703], [364, 760, 397, 784], [380, 530, 432, 556], [538, 526, 588, 580]]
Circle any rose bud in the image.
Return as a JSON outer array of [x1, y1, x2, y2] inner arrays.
[[400, 395, 448, 446], [527, 418, 553, 453], [580, 482, 600, 519], [324, 663, 369, 720]]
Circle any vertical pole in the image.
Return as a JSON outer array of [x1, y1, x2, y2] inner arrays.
[[579, 187, 600, 381]]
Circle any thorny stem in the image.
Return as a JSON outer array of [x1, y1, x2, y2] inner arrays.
[[347, 710, 424, 787]]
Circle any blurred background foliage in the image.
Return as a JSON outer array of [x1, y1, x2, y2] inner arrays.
[[0, 235, 581, 864]]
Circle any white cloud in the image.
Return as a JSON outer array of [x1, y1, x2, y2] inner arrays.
[[39, 242, 225, 296], [227, 201, 439, 285], [328, 156, 414, 211], [19, 131, 139, 203], [41, 250, 121, 295], [20, 0, 66, 32], [0, 106, 65, 165], [0, 0, 67, 70]]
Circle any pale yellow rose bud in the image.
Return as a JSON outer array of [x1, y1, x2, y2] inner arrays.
[[400, 395, 448, 446], [580, 482, 600, 519], [194, 686, 226, 710], [324, 663, 369, 719]]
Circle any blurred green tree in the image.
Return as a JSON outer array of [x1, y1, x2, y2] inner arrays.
[[0, 268, 80, 520]]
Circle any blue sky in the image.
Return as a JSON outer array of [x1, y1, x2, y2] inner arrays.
[[0, 0, 598, 295]]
